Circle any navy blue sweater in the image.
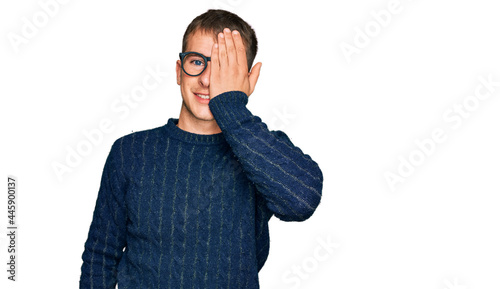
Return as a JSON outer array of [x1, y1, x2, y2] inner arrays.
[[80, 91, 323, 288]]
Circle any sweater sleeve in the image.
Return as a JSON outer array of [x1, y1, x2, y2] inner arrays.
[[80, 141, 127, 289], [209, 91, 323, 221]]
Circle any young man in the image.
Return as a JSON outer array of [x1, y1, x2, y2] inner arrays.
[[80, 9, 322, 289]]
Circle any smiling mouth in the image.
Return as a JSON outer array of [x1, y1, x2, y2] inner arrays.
[[195, 93, 210, 100]]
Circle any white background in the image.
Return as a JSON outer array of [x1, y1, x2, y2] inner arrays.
[[1, 0, 499, 288]]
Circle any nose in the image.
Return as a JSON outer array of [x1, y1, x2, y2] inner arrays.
[[199, 62, 211, 87]]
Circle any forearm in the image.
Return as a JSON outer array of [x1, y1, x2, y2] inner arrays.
[[80, 143, 127, 288], [80, 215, 125, 288], [209, 91, 323, 221]]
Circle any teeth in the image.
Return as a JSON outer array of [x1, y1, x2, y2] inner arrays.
[[196, 94, 210, 100]]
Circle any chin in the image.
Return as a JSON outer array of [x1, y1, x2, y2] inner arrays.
[[195, 111, 215, 122], [183, 101, 214, 121]]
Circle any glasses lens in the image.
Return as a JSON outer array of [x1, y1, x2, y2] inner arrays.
[[183, 53, 206, 76]]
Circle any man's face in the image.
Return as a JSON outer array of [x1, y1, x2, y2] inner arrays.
[[176, 30, 215, 123]]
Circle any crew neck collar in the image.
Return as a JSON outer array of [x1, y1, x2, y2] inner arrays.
[[164, 118, 226, 145]]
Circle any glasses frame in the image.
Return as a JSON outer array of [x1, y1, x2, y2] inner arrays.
[[179, 51, 212, 77]]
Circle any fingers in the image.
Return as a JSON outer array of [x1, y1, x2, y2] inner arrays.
[[211, 42, 219, 74], [218, 28, 247, 70], [231, 30, 248, 70], [223, 28, 237, 66], [217, 31, 227, 67], [212, 28, 258, 97]]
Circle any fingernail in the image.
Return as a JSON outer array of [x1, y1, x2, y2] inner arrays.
[[219, 32, 224, 38], [232, 30, 239, 35], [224, 28, 231, 33]]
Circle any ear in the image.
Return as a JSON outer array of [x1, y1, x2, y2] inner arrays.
[[176, 60, 182, 85], [248, 62, 262, 97]]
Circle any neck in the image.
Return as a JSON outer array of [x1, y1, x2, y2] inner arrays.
[[177, 105, 222, 135]]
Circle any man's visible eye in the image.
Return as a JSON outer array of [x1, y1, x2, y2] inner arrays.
[[193, 59, 204, 66]]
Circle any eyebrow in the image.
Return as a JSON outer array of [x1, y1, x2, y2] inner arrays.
[[186, 51, 211, 60]]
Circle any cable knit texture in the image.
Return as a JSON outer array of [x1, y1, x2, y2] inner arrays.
[[80, 91, 323, 289]]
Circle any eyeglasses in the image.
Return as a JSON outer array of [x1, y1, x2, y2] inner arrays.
[[179, 51, 211, 77]]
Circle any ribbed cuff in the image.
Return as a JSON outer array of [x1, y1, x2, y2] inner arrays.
[[209, 91, 253, 131]]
